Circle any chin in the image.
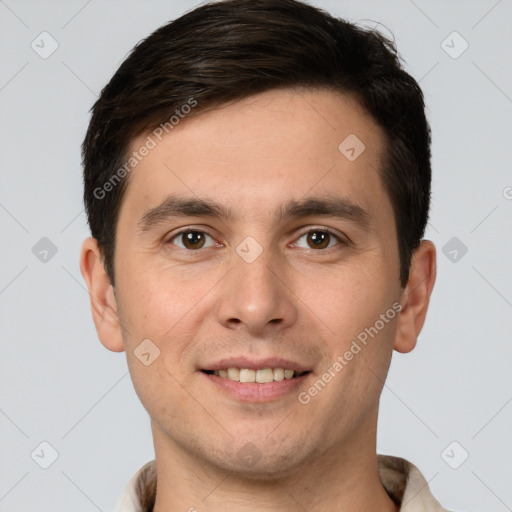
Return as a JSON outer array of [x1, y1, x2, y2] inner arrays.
[[206, 435, 313, 480]]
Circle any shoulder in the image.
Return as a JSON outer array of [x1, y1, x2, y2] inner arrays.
[[114, 460, 157, 512], [378, 454, 454, 512]]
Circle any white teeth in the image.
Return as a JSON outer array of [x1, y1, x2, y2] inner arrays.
[[239, 369, 256, 383], [212, 367, 299, 383], [256, 368, 274, 383], [273, 368, 285, 381], [227, 367, 240, 381]]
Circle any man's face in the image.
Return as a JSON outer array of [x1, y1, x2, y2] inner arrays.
[[112, 89, 403, 475]]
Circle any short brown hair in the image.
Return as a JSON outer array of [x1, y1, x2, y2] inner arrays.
[[82, 0, 431, 288]]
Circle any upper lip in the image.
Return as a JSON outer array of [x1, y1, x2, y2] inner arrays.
[[201, 357, 312, 373]]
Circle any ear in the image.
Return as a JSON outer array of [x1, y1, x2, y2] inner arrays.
[[80, 237, 125, 352], [394, 240, 436, 354]]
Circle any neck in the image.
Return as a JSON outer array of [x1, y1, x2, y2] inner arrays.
[[150, 417, 398, 512]]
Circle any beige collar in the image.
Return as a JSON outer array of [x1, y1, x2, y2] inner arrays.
[[115, 454, 450, 512]]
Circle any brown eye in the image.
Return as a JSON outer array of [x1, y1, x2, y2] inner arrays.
[[293, 229, 342, 250], [171, 230, 215, 250], [306, 231, 331, 249]]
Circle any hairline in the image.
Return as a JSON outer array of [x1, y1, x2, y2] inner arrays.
[[106, 86, 401, 286]]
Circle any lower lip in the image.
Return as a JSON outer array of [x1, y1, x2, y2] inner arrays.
[[201, 372, 311, 402]]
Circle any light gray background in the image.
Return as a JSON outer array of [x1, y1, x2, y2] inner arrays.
[[1, 0, 511, 510]]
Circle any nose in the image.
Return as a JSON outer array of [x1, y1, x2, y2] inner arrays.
[[215, 248, 298, 335]]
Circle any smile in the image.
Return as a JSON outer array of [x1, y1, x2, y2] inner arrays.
[[202, 367, 310, 383]]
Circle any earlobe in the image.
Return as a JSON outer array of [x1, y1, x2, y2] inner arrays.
[[79, 237, 125, 352], [393, 240, 437, 354]]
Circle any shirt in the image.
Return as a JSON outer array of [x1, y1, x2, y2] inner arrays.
[[114, 454, 452, 511]]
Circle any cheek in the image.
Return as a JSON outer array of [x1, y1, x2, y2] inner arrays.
[[302, 263, 398, 401], [116, 260, 200, 342], [295, 259, 392, 342], [127, 358, 186, 433], [115, 260, 223, 385]]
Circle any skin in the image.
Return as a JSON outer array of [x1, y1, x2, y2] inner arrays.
[[81, 88, 436, 511]]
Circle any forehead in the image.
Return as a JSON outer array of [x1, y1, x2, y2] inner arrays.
[[119, 88, 389, 225]]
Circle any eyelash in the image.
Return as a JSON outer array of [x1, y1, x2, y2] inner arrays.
[[292, 227, 348, 250], [166, 227, 348, 251]]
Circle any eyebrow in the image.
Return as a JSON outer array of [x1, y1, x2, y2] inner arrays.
[[136, 195, 371, 233]]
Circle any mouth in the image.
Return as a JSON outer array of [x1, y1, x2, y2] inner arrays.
[[201, 367, 311, 383], [200, 360, 313, 402], [199, 357, 313, 402]]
